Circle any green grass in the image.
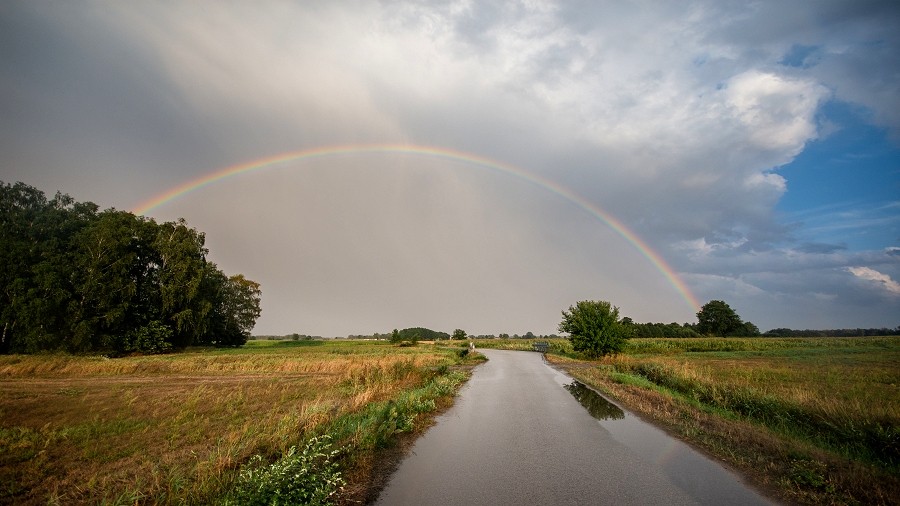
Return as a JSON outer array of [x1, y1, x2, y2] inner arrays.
[[549, 336, 900, 505], [470, 338, 575, 356]]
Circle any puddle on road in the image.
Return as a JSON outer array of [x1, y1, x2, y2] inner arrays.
[[563, 380, 624, 421], [560, 377, 772, 505]]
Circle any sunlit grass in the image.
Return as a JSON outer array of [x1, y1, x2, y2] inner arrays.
[[0, 340, 470, 505]]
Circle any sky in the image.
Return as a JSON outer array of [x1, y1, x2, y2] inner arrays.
[[2, 1, 898, 336]]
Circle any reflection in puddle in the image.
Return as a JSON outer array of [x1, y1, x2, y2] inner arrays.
[[564, 380, 625, 421], [561, 378, 771, 505]]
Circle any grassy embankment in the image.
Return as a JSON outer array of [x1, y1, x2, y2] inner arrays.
[[475, 336, 899, 505], [0, 340, 482, 505]]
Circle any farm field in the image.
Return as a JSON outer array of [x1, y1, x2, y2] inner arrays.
[[523, 336, 899, 505], [0, 340, 476, 505]]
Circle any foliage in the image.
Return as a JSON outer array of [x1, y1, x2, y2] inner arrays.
[[396, 327, 449, 342], [121, 320, 173, 354], [764, 326, 900, 337], [225, 436, 345, 506], [200, 271, 262, 347], [626, 321, 701, 338], [0, 181, 261, 353], [696, 300, 759, 336], [451, 328, 467, 340], [558, 300, 632, 357]]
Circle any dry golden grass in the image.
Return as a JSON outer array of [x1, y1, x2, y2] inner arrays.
[[0, 341, 461, 505]]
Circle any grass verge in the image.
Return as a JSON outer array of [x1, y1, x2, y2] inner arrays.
[[545, 336, 899, 505]]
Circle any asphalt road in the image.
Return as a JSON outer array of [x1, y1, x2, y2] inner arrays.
[[375, 349, 774, 506]]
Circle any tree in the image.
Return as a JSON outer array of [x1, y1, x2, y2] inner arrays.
[[395, 327, 449, 341], [736, 321, 761, 337], [390, 329, 401, 343], [70, 210, 156, 351], [200, 270, 262, 347], [452, 329, 467, 340], [0, 181, 262, 354], [558, 300, 632, 358], [696, 300, 750, 336], [153, 219, 210, 347]]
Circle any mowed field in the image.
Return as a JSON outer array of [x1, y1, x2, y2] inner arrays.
[[0, 340, 475, 505], [528, 336, 899, 505]]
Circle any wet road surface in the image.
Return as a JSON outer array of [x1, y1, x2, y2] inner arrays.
[[375, 349, 774, 505]]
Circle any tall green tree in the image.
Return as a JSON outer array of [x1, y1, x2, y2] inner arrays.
[[0, 181, 263, 354], [558, 300, 632, 357], [452, 329, 467, 340], [70, 210, 154, 351], [153, 219, 210, 347], [695, 300, 757, 336], [198, 268, 262, 347], [1, 183, 98, 352]]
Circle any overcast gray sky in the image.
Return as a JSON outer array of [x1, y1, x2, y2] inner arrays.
[[2, 1, 898, 336]]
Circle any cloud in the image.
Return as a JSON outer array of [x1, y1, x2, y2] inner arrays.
[[846, 266, 900, 295], [797, 243, 847, 254], [2, 1, 898, 334], [725, 70, 829, 154]]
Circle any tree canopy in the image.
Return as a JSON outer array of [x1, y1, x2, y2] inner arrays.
[[394, 327, 449, 342], [0, 181, 262, 353], [558, 300, 632, 357], [696, 300, 759, 337]]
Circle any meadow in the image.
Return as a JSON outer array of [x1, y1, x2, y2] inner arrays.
[[0, 340, 478, 505], [502, 336, 899, 505]]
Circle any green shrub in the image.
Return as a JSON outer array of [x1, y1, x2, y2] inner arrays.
[[121, 321, 173, 354], [225, 436, 345, 506]]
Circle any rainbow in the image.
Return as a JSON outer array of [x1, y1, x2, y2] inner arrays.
[[133, 143, 700, 311]]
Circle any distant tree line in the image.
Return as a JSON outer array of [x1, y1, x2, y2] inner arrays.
[[622, 300, 760, 338], [621, 319, 702, 338], [763, 327, 900, 337], [387, 327, 451, 343], [0, 181, 262, 354], [274, 334, 321, 341]]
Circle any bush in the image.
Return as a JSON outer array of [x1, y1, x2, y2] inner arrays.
[[120, 321, 173, 354], [559, 300, 632, 357], [226, 436, 345, 506]]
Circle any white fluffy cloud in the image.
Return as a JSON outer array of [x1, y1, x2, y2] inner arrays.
[[725, 70, 829, 155], [846, 267, 900, 296]]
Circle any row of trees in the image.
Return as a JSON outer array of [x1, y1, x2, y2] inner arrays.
[[387, 327, 451, 343], [560, 299, 761, 357], [763, 327, 900, 337], [622, 320, 702, 338], [1, 181, 262, 354]]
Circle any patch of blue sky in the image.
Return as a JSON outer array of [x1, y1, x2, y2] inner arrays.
[[779, 44, 821, 68], [776, 100, 900, 251]]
